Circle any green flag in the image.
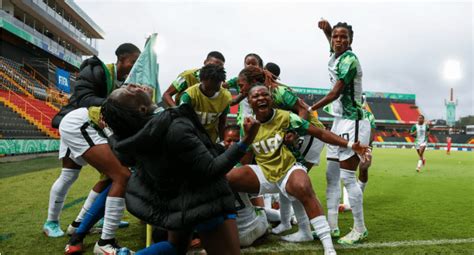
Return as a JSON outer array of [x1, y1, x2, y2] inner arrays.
[[125, 33, 161, 103]]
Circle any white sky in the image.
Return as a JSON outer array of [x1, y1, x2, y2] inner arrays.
[[76, 0, 473, 120]]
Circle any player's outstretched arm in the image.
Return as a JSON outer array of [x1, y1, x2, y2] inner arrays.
[[162, 84, 178, 107], [293, 98, 311, 120], [318, 18, 332, 44], [231, 92, 247, 106], [310, 79, 344, 111], [306, 124, 369, 157]]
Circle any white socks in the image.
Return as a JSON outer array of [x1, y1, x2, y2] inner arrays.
[[47, 168, 80, 221], [101, 197, 125, 240], [263, 194, 281, 222], [342, 186, 351, 209], [310, 216, 335, 253], [281, 200, 312, 242], [326, 160, 341, 230], [341, 169, 366, 233], [272, 194, 291, 234], [75, 189, 100, 223], [417, 160, 423, 168]]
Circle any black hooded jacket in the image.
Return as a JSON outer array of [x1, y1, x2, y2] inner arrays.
[[52, 56, 111, 128], [113, 104, 245, 230]]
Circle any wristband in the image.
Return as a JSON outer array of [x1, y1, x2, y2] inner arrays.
[[346, 141, 354, 149], [103, 127, 114, 138], [237, 141, 249, 152], [307, 106, 313, 112]]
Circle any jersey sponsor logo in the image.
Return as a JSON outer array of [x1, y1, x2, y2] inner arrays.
[[252, 134, 283, 154], [196, 111, 220, 125]]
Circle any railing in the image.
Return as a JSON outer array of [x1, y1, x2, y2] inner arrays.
[[0, 87, 52, 126], [32, 0, 91, 44], [0, 58, 68, 106], [0, 72, 32, 97]]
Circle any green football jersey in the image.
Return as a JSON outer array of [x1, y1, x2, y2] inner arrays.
[[410, 124, 429, 144], [324, 50, 364, 120], [271, 85, 325, 129], [172, 68, 200, 104], [180, 84, 232, 142]]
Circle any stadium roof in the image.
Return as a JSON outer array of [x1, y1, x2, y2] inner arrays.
[[62, 0, 105, 39]]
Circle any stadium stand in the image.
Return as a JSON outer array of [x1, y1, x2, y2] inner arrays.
[[391, 102, 420, 123], [0, 88, 59, 138], [0, 56, 66, 105], [0, 102, 48, 138], [368, 98, 397, 121]]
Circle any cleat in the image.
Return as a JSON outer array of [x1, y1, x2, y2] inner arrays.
[[337, 228, 368, 245], [65, 243, 84, 254], [190, 238, 202, 249], [338, 204, 351, 213], [416, 167, 420, 172], [43, 221, 64, 237], [93, 241, 135, 255]]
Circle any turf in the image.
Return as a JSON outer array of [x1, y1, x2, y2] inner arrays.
[[0, 148, 473, 254]]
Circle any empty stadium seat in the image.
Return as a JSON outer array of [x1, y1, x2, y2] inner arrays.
[[0, 102, 49, 138], [391, 103, 420, 123], [367, 98, 397, 120]]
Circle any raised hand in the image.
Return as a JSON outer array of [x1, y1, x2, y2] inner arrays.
[[284, 132, 299, 147], [318, 18, 332, 34], [242, 117, 261, 145]]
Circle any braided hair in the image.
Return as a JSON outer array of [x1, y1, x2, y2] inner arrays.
[[239, 66, 279, 91], [333, 22, 354, 43], [200, 64, 226, 82], [101, 90, 154, 139], [224, 124, 240, 134]]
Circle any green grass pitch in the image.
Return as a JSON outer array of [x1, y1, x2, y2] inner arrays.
[[0, 148, 473, 254]]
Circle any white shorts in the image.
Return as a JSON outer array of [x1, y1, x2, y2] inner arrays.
[[249, 163, 307, 202], [58, 108, 108, 166], [415, 142, 427, 150], [326, 117, 370, 161], [298, 135, 325, 165]]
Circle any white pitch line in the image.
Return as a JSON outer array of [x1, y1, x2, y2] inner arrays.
[[242, 238, 474, 253]]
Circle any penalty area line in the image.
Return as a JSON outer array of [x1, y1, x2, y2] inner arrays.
[[242, 237, 474, 253]]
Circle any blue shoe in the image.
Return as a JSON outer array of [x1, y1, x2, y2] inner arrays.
[[43, 220, 64, 237]]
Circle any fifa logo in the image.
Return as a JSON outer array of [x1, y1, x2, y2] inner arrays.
[[58, 76, 68, 86], [252, 134, 283, 154], [196, 111, 220, 125]]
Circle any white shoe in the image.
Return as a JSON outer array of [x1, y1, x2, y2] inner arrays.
[[93, 241, 135, 255], [271, 223, 292, 234], [281, 230, 313, 242], [337, 228, 368, 245]]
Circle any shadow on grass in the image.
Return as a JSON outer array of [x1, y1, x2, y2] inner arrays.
[[0, 156, 60, 179]]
